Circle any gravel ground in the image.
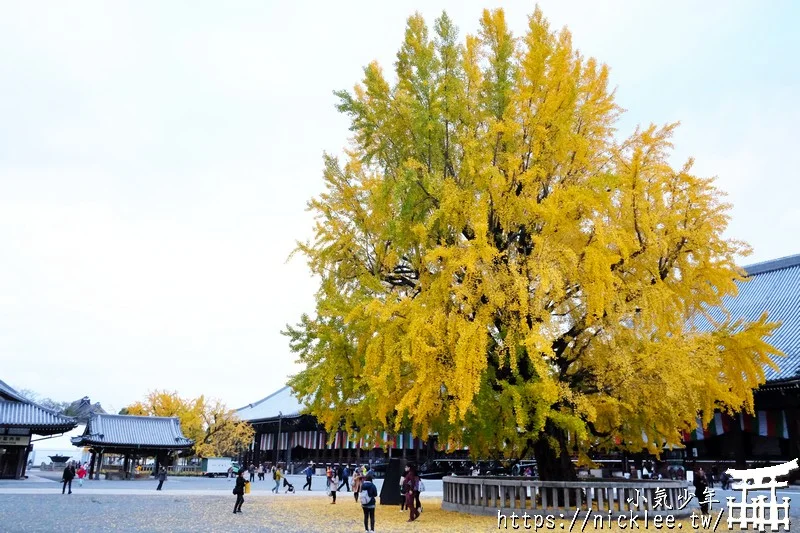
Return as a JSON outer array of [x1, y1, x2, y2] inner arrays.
[[3, 474, 800, 532], [2, 492, 800, 533], [0, 493, 494, 533]]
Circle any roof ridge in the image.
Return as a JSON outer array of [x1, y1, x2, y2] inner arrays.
[[744, 253, 800, 276], [0, 378, 76, 422], [236, 385, 292, 411], [97, 413, 180, 420], [0, 378, 30, 402]]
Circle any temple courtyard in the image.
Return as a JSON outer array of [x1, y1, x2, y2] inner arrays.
[[2, 473, 800, 531], [0, 473, 485, 533]]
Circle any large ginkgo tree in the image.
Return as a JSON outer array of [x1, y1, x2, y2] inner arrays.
[[284, 7, 781, 480]]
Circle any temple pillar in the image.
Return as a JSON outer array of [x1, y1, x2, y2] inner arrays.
[[89, 450, 96, 478], [95, 450, 104, 480]]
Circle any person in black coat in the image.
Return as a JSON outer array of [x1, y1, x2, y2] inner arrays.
[[156, 466, 167, 491], [694, 467, 709, 515], [62, 464, 75, 494], [233, 470, 246, 513]]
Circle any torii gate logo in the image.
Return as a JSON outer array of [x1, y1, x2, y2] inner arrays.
[[726, 458, 798, 531]]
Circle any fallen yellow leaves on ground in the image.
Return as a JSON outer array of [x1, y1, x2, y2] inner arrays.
[[246, 495, 721, 532]]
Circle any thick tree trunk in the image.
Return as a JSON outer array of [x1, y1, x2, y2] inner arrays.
[[532, 424, 577, 482]]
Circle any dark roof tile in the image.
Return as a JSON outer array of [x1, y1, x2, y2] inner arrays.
[[0, 378, 77, 433], [692, 254, 800, 381], [0, 401, 77, 431], [72, 414, 193, 448]]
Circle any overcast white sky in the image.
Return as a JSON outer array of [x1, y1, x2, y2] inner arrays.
[[1, 1, 798, 413]]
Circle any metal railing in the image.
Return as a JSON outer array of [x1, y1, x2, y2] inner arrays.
[[442, 476, 693, 517]]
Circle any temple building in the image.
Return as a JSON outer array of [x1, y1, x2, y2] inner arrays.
[[0, 379, 77, 479], [683, 253, 800, 469], [72, 413, 194, 479], [236, 386, 432, 470]]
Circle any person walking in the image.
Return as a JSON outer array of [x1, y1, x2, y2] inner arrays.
[[360, 474, 378, 533], [338, 464, 350, 492], [413, 467, 423, 514], [248, 463, 256, 483], [257, 463, 264, 481], [329, 470, 338, 504], [156, 466, 167, 491], [302, 463, 314, 491], [335, 464, 343, 487], [233, 470, 246, 513], [694, 467, 709, 515], [272, 465, 282, 494], [352, 467, 363, 502], [76, 464, 87, 487], [405, 465, 420, 522], [400, 464, 410, 512], [61, 463, 75, 494]]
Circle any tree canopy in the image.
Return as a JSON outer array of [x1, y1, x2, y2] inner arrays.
[[285, 7, 781, 479], [18, 389, 72, 414], [125, 390, 254, 458]]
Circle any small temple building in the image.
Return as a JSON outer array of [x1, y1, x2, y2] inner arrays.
[[0, 379, 77, 479], [72, 413, 194, 479]]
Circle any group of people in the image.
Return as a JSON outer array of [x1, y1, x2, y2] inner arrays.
[[239, 462, 294, 493], [320, 463, 374, 501], [60, 461, 88, 494], [325, 463, 379, 532], [399, 464, 423, 522], [231, 461, 395, 533], [232, 462, 296, 514]]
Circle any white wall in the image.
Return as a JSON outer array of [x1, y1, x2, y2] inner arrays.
[[29, 424, 90, 466]]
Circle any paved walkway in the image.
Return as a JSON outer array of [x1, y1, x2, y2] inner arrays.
[[0, 473, 445, 499]]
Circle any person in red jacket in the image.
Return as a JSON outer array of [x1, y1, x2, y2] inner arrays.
[[76, 464, 87, 487]]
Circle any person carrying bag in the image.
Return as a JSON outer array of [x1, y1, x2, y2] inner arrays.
[[233, 470, 246, 513], [360, 474, 378, 533]]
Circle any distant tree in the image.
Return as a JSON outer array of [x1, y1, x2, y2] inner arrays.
[[285, 7, 782, 480], [16, 388, 71, 413], [16, 389, 39, 402], [125, 390, 254, 458]]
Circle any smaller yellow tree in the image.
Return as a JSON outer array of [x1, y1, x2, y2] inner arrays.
[[126, 390, 254, 458]]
